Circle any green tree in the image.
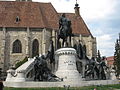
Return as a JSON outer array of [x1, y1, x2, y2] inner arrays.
[[114, 34, 120, 77]]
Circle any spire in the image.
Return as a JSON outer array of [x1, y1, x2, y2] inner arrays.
[[74, 0, 80, 16], [75, 0, 79, 7], [119, 33, 120, 42]]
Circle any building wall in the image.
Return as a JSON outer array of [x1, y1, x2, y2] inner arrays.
[[0, 27, 96, 71], [30, 28, 43, 56], [92, 37, 97, 58], [106, 56, 114, 69], [7, 28, 27, 67], [0, 27, 53, 71], [0, 27, 9, 70], [0, 28, 4, 69], [44, 29, 52, 53], [72, 34, 97, 58]]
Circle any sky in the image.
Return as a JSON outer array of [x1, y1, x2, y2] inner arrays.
[[32, 0, 120, 57]]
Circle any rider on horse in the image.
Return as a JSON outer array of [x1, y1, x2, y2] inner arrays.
[[59, 13, 68, 38], [58, 13, 72, 47]]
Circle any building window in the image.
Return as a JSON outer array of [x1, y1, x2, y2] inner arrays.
[[16, 16, 20, 22], [12, 39, 22, 53], [32, 39, 39, 57]]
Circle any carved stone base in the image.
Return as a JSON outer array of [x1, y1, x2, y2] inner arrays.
[[55, 48, 82, 82]]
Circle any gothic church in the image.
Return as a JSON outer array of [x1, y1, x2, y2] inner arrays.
[[0, 0, 97, 71]]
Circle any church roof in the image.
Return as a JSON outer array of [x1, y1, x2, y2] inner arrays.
[[0, 1, 59, 29], [0, 1, 91, 36]]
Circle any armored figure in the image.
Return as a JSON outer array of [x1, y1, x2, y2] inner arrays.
[[34, 55, 47, 81], [34, 55, 62, 81], [84, 57, 107, 80], [57, 13, 72, 48], [47, 40, 55, 64], [59, 13, 68, 38]]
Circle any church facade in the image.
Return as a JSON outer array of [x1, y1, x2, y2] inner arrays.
[[0, 1, 97, 71]]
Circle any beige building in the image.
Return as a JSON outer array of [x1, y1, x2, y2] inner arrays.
[[0, 0, 97, 71]]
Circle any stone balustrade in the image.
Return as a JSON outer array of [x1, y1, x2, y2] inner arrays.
[[6, 58, 35, 82]]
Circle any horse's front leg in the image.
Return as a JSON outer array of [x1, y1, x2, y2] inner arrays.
[[62, 39, 65, 47], [57, 36, 61, 49], [68, 35, 71, 47], [63, 38, 68, 47]]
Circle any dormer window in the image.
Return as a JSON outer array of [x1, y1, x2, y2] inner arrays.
[[16, 16, 20, 22]]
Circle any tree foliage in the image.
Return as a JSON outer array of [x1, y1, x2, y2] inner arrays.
[[15, 57, 28, 69], [114, 34, 120, 77]]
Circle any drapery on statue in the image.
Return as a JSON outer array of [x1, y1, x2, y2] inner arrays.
[[57, 13, 72, 48], [74, 40, 88, 60], [47, 40, 55, 64]]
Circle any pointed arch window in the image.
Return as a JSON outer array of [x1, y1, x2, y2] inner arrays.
[[12, 39, 22, 53], [32, 39, 39, 57]]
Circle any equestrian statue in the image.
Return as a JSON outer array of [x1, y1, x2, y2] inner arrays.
[[57, 13, 73, 48]]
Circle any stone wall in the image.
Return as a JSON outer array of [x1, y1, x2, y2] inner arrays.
[[0, 27, 96, 71], [0, 28, 4, 69], [71, 34, 97, 58], [0, 27, 53, 71], [7, 28, 28, 67], [30, 28, 43, 56]]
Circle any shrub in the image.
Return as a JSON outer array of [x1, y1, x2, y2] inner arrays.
[[15, 57, 28, 69]]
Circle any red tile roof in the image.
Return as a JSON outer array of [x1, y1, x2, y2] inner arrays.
[[0, 1, 59, 29], [106, 56, 114, 61], [0, 1, 92, 36], [106, 56, 114, 65], [60, 13, 92, 36]]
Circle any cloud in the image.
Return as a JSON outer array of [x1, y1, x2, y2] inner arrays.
[[97, 34, 115, 56], [89, 24, 119, 57], [34, 0, 120, 57], [33, 0, 75, 12], [33, 0, 117, 21], [80, 0, 117, 21]]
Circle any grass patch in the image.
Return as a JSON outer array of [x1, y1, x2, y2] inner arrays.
[[3, 84, 120, 90]]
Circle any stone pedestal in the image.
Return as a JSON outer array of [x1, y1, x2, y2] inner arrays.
[[6, 69, 26, 82], [55, 48, 82, 82], [6, 69, 15, 82], [14, 70, 26, 82]]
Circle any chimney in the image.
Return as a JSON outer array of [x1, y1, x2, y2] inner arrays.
[[74, 1, 80, 16]]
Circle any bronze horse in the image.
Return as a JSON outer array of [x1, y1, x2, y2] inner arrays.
[[57, 14, 72, 48]]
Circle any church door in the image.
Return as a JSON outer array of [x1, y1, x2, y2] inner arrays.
[[32, 39, 39, 57]]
